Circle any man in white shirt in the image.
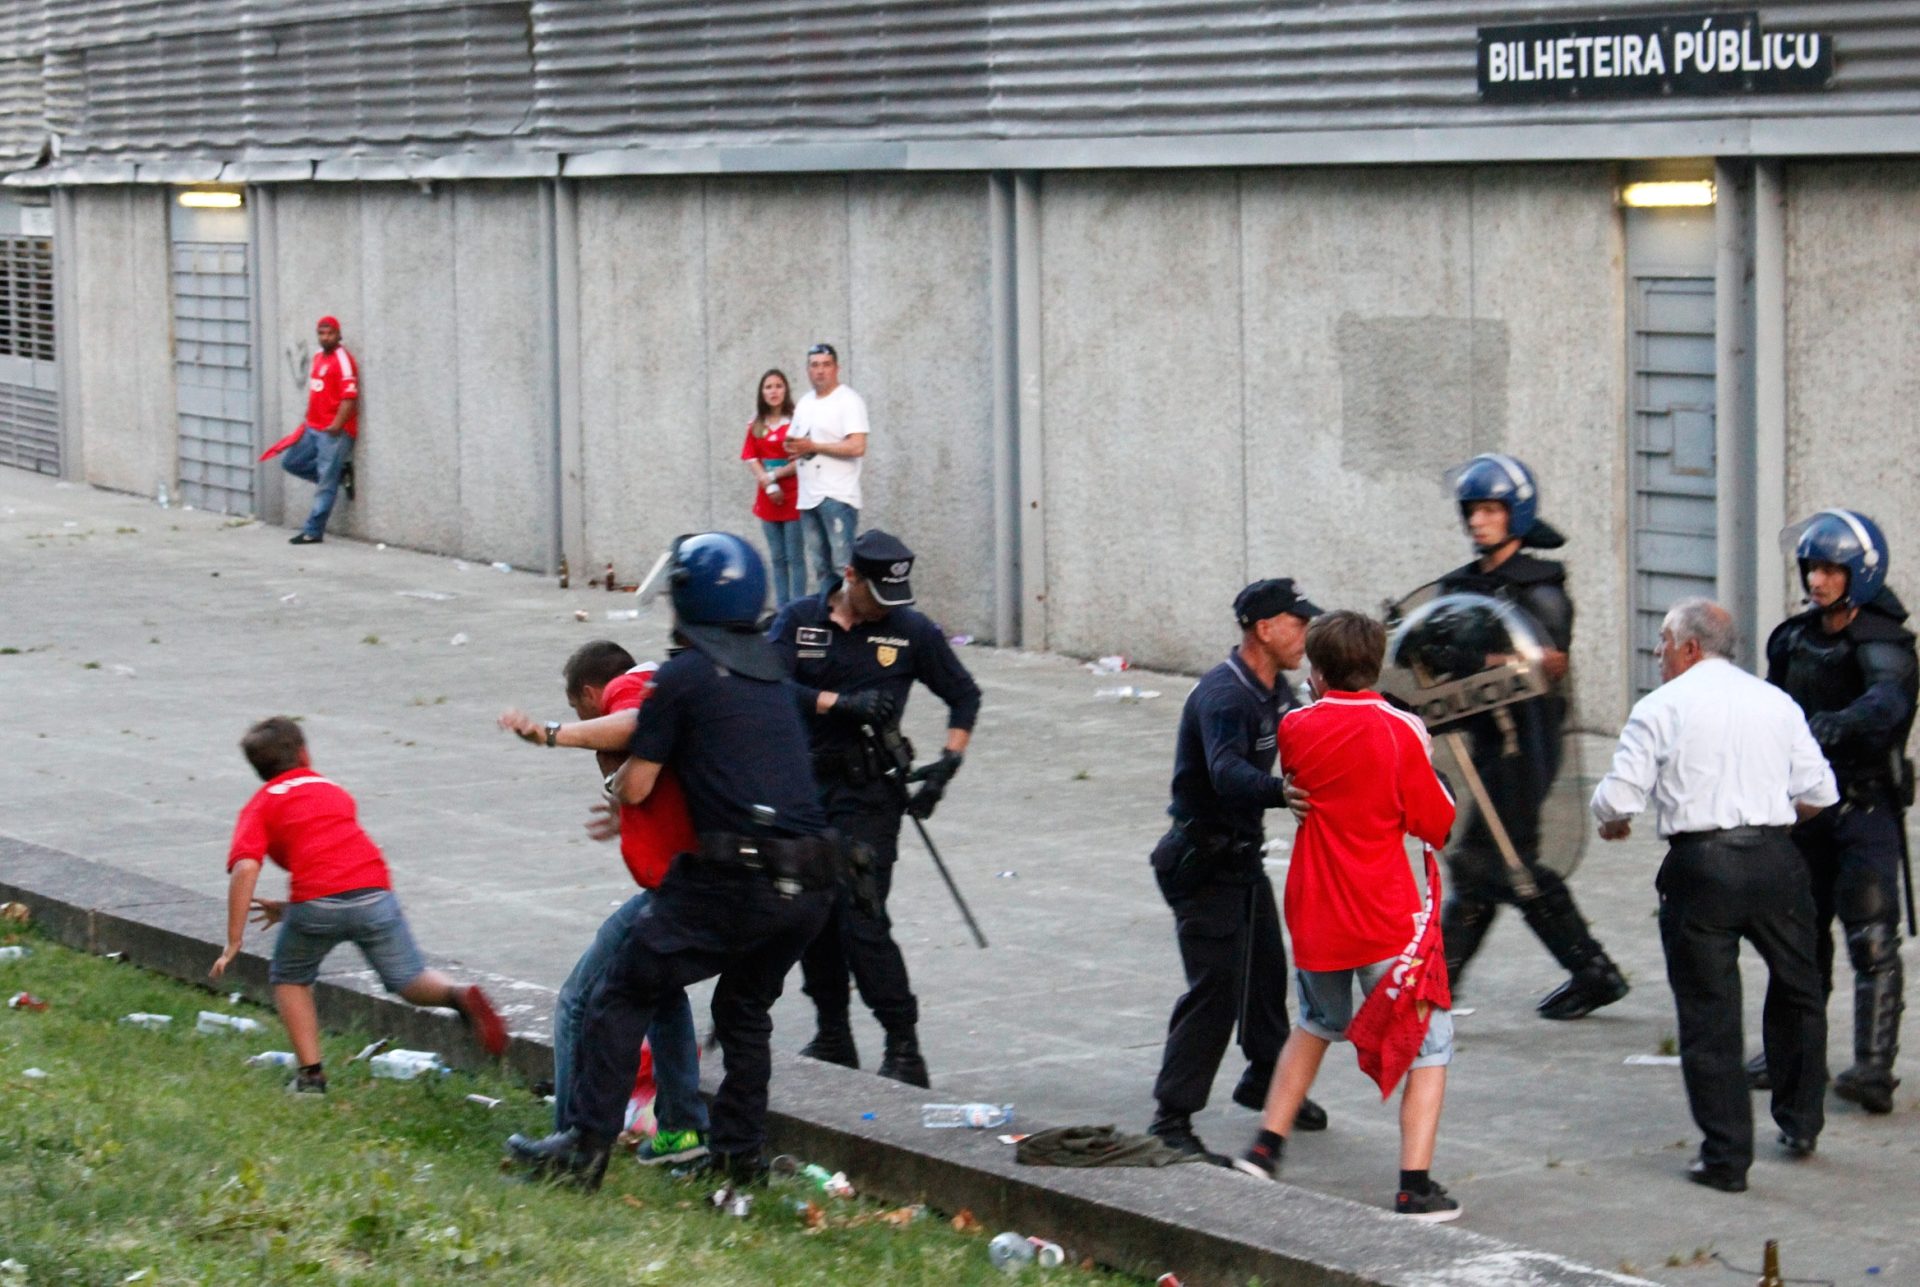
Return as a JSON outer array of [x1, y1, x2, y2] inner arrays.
[[1591, 598, 1836, 1194], [785, 343, 868, 591]]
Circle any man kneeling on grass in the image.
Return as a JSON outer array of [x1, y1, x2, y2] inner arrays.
[[1233, 611, 1462, 1221], [210, 717, 508, 1092]]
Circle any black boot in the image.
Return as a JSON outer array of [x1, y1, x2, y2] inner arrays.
[[1230, 1063, 1327, 1131], [1834, 925, 1903, 1115], [1440, 895, 1496, 989], [1148, 1109, 1228, 1166], [504, 1127, 611, 1190], [1522, 883, 1629, 1020], [799, 1013, 859, 1069], [876, 1028, 930, 1088]]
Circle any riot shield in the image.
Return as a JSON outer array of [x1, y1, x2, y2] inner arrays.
[[1382, 589, 1590, 888]]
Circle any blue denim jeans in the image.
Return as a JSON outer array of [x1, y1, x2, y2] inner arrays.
[[280, 426, 353, 538], [761, 518, 808, 607], [800, 498, 858, 588], [553, 892, 707, 1134]]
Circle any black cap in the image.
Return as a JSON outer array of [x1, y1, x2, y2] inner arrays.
[[851, 529, 915, 607], [1234, 578, 1322, 628]]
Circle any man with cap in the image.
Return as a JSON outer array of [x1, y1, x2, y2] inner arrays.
[[271, 315, 359, 545], [1433, 453, 1629, 1022], [768, 529, 982, 1088], [1146, 578, 1328, 1165], [504, 532, 845, 1190]]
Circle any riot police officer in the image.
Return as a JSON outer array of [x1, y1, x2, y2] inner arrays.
[[768, 529, 981, 1088], [504, 532, 845, 1189], [1761, 509, 1916, 1115], [1434, 454, 1629, 1020], [1148, 579, 1327, 1164]]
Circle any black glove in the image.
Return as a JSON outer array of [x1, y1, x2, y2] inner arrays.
[[828, 688, 898, 729], [1808, 710, 1849, 748], [907, 749, 964, 819]]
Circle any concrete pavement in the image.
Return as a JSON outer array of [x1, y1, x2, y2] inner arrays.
[[0, 469, 1913, 1283]]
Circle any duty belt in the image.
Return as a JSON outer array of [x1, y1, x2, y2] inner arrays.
[[812, 733, 913, 788], [1170, 816, 1265, 866], [693, 832, 842, 896]]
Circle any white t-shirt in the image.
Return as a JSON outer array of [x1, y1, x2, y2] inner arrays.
[[790, 384, 869, 510]]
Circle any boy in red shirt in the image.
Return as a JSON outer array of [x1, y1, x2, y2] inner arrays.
[[1233, 612, 1462, 1221], [498, 640, 708, 1165], [211, 717, 507, 1094]]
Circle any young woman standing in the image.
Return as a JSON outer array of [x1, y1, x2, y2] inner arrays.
[[741, 369, 804, 606]]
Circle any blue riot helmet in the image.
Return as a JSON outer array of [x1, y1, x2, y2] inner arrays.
[[1787, 508, 1890, 608], [1449, 453, 1539, 546], [663, 531, 785, 680]]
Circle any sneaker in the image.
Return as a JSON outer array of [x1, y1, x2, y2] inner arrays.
[[1148, 1123, 1229, 1168], [288, 532, 322, 545], [286, 1069, 327, 1096], [457, 985, 509, 1057], [637, 1129, 709, 1167], [341, 461, 356, 501], [1232, 1136, 1283, 1181], [1395, 1181, 1462, 1222]]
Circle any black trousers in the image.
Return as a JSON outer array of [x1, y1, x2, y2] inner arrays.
[[566, 862, 833, 1157], [800, 778, 917, 1033], [1151, 866, 1290, 1116], [1657, 831, 1827, 1173], [1793, 803, 1904, 987]]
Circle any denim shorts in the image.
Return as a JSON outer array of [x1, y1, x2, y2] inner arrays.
[[1294, 959, 1454, 1068], [269, 888, 428, 991]]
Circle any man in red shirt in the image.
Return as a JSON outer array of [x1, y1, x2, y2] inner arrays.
[[278, 315, 359, 545], [1234, 612, 1462, 1221], [497, 640, 709, 1165], [210, 717, 506, 1094]]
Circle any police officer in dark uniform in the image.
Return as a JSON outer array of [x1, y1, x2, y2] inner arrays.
[[1435, 454, 1629, 1021], [504, 532, 846, 1188], [1147, 579, 1327, 1164], [768, 529, 981, 1089], [1759, 508, 1917, 1114]]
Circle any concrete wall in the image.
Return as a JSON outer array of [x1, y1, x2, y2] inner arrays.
[[1036, 166, 1631, 723], [1784, 161, 1920, 621], [266, 182, 553, 568], [69, 187, 175, 498], [572, 173, 996, 634]]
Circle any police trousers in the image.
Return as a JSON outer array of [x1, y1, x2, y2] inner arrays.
[[564, 859, 833, 1157], [1151, 843, 1290, 1117], [1657, 830, 1827, 1174], [800, 778, 917, 1033]]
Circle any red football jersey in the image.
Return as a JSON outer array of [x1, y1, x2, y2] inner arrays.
[[304, 347, 360, 436], [740, 419, 800, 523], [1278, 692, 1456, 971], [602, 664, 700, 889], [227, 768, 392, 903]]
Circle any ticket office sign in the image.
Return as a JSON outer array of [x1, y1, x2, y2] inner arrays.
[[1478, 11, 1833, 102]]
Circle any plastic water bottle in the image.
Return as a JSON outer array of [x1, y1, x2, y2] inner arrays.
[[245, 1051, 296, 1068], [1028, 1239, 1067, 1269], [156, 482, 170, 509], [988, 1232, 1036, 1273], [0, 946, 29, 962], [920, 1102, 1013, 1129], [120, 1012, 171, 1029], [369, 1049, 447, 1080], [195, 1010, 263, 1035]]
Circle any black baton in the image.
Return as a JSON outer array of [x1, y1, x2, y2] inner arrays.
[[862, 723, 989, 949]]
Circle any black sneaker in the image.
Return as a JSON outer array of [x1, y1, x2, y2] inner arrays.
[[1394, 1181, 1462, 1222], [1148, 1121, 1229, 1168], [1231, 1136, 1283, 1181], [286, 1069, 327, 1096], [289, 532, 322, 545], [1777, 1131, 1817, 1159], [1230, 1068, 1329, 1131], [340, 461, 356, 501], [504, 1128, 611, 1191]]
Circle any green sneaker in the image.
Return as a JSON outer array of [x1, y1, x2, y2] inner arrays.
[[637, 1129, 709, 1167]]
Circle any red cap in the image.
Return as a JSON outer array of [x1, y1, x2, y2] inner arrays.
[[317, 315, 341, 330]]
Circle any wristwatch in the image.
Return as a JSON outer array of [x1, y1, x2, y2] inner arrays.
[[543, 721, 561, 748]]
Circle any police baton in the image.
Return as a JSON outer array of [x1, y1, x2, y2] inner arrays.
[[1898, 814, 1917, 938], [861, 723, 989, 949]]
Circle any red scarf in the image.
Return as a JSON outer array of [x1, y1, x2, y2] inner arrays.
[[259, 427, 307, 461], [1349, 846, 1451, 1098]]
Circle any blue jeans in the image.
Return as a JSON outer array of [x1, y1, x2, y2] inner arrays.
[[799, 498, 858, 588], [280, 426, 352, 538], [553, 892, 707, 1135], [761, 518, 807, 607]]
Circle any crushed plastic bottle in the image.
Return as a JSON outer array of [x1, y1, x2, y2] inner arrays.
[[1095, 685, 1161, 703], [245, 1051, 297, 1068], [1085, 654, 1130, 674], [368, 1049, 448, 1080], [7, 993, 47, 1012], [490, 561, 512, 573], [988, 1232, 1035, 1273], [156, 483, 170, 509], [0, 947, 29, 962], [449, 633, 469, 646], [195, 1010, 263, 1035], [920, 1102, 1013, 1129], [771, 1156, 856, 1197], [120, 1012, 171, 1029]]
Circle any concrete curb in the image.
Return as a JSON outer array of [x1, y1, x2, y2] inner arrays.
[[1, 833, 1650, 1287]]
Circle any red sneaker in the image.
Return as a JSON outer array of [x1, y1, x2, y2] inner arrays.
[[459, 985, 508, 1057]]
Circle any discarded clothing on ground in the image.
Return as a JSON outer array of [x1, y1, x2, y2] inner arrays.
[[1015, 1124, 1203, 1168]]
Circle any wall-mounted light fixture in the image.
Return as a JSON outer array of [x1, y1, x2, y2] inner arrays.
[[176, 189, 243, 209], [1617, 180, 1716, 208]]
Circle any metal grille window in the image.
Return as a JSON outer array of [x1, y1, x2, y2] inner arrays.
[[0, 235, 55, 363]]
